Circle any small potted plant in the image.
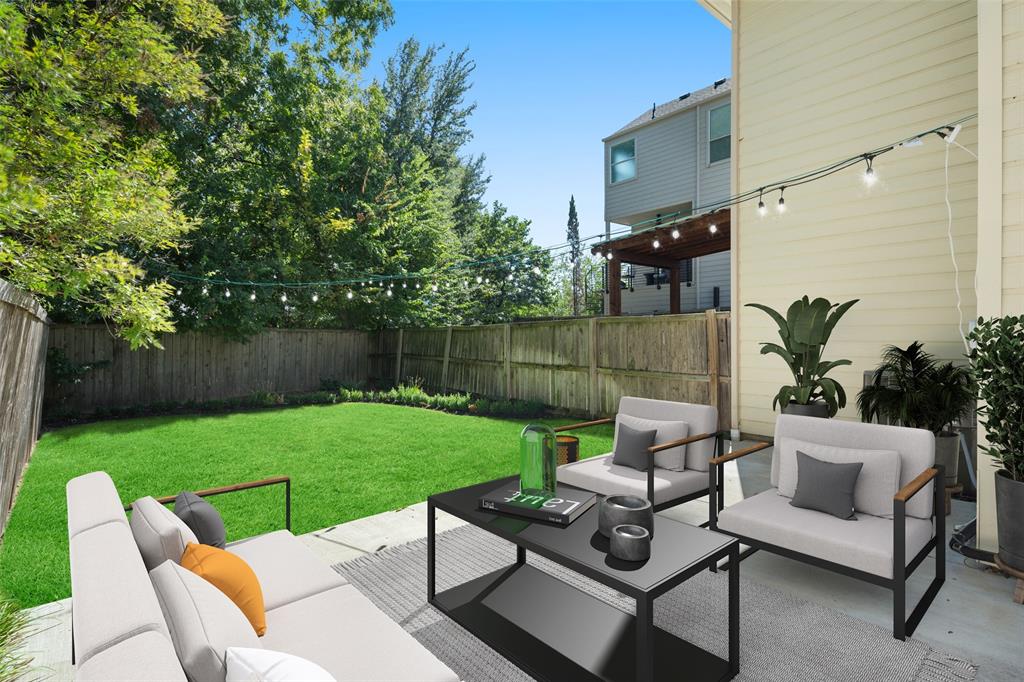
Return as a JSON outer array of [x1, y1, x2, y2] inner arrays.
[[968, 316, 1024, 572], [857, 342, 973, 486], [746, 296, 858, 418]]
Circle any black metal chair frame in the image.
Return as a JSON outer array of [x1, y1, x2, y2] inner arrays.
[[708, 446, 945, 641], [554, 417, 726, 512]]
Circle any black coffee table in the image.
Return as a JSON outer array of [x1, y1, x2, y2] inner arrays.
[[427, 476, 739, 682]]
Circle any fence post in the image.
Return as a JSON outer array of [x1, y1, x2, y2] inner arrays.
[[441, 326, 453, 392], [705, 309, 720, 419], [588, 318, 599, 417], [503, 323, 512, 399], [395, 329, 404, 387]]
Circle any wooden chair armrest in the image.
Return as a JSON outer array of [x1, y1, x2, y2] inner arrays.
[[123, 476, 292, 530], [553, 417, 615, 433], [709, 441, 771, 465], [648, 432, 717, 453], [894, 467, 939, 503]]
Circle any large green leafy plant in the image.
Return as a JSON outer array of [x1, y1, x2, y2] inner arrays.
[[747, 296, 858, 417], [857, 341, 973, 434], [968, 316, 1024, 481]]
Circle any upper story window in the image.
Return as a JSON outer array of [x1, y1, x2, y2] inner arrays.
[[709, 103, 731, 163], [610, 139, 636, 183]]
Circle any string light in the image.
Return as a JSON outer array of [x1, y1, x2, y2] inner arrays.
[[606, 251, 614, 260], [532, 266, 541, 275], [709, 223, 718, 234], [249, 291, 256, 301], [863, 155, 877, 186], [671, 228, 680, 239], [176, 288, 182, 296], [415, 283, 420, 289], [431, 284, 438, 292], [311, 293, 319, 303], [757, 189, 767, 217], [386, 288, 393, 297], [652, 238, 660, 249], [401, 282, 407, 289], [476, 275, 483, 284], [280, 292, 287, 303], [201, 286, 209, 296], [346, 291, 354, 300], [777, 187, 787, 213], [224, 289, 231, 298]]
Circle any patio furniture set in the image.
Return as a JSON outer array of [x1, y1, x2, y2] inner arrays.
[[65, 396, 945, 681]]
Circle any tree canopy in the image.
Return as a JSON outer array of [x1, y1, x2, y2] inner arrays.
[[1, 0, 557, 345]]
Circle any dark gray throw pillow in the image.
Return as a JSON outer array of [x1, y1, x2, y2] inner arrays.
[[612, 423, 657, 472], [174, 491, 227, 547], [789, 451, 863, 520]]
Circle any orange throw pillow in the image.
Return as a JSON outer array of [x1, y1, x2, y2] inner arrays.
[[180, 543, 267, 636]]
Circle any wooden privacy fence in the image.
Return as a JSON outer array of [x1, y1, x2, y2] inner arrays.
[[370, 311, 731, 429], [0, 280, 48, 536], [48, 326, 371, 413]]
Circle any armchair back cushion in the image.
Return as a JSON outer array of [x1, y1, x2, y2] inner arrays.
[[776, 438, 901, 518], [131, 497, 198, 571], [618, 397, 717, 471], [772, 415, 935, 519], [615, 414, 688, 471]]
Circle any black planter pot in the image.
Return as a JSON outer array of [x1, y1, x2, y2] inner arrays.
[[781, 400, 830, 418], [995, 469, 1024, 572]]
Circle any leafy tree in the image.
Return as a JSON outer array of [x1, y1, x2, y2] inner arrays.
[[566, 195, 581, 316], [0, 0, 224, 347]]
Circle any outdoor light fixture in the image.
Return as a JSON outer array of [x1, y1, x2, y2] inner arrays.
[[249, 291, 256, 301], [532, 266, 541, 275], [311, 293, 319, 302], [280, 292, 287, 303], [224, 289, 231, 298], [671, 228, 680, 239], [346, 291, 354, 300], [652, 239, 660, 249], [202, 286, 209, 296], [431, 284, 438, 292], [176, 288, 182, 296], [777, 187, 787, 213], [863, 156, 877, 186], [709, 223, 718, 234], [476, 275, 483, 283], [386, 289, 393, 297], [606, 251, 614, 260], [757, 189, 767, 217]]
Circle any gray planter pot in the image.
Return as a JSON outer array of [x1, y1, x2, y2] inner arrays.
[[995, 469, 1024, 572], [935, 433, 960, 487], [781, 401, 830, 418]]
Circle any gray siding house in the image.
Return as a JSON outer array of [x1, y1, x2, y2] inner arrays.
[[603, 78, 731, 315]]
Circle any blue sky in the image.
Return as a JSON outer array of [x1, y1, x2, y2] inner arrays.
[[362, 0, 731, 248]]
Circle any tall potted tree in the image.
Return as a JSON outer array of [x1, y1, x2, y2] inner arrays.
[[746, 296, 858, 418], [968, 316, 1024, 572], [857, 342, 974, 486]]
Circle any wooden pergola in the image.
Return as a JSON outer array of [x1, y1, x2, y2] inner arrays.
[[592, 208, 731, 316]]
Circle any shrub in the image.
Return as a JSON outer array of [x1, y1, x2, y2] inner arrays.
[[283, 391, 337, 406], [0, 595, 35, 680]]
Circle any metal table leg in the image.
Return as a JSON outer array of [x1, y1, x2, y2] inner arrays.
[[517, 545, 526, 566], [636, 594, 654, 682], [728, 543, 740, 676], [427, 499, 436, 602]]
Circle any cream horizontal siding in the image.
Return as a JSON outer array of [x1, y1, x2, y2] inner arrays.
[[1005, 0, 1024, 312], [735, 0, 978, 437]]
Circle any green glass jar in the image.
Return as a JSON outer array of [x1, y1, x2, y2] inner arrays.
[[519, 423, 557, 498]]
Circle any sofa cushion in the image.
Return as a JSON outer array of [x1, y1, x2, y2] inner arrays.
[[616, 414, 689, 471], [790, 452, 862, 520], [717, 489, 934, 578], [226, 647, 335, 682], [182, 543, 267, 636], [772, 414, 935, 519], [69, 522, 172, 667], [175, 491, 227, 548], [75, 631, 186, 682], [227, 530, 347, 611], [618, 397, 717, 471], [558, 454, 707, 505], [611, 423, 657, 471], [150, 561, 261, 682], [777, 437, 901, 518], [67, 471, 130, 540], [131, 497, 198, 571], [260, 585, 459, 682]]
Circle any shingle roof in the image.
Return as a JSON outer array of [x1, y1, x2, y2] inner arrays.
[[604, 77, 732, 141]]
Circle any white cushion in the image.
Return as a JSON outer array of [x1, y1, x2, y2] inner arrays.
[[75, 631, 186, 681], [228, 530, 347, 610], [260, 585, 459, 681], [776, 438, 901, 518], [772, 414, 936, 519], [615, 414, 689, 471], [618, 397, 718, 471], [717, 489, 934, 578], [226, 647, 335, 682], [558, 454, 707, 505], [131, 497, 198, 570], [150, 561, 262, 682], [66, 471, 129, 539]]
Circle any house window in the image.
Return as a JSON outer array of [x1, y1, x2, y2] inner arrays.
[[709, 104, 731, 163], [610, 139, 636, 183]]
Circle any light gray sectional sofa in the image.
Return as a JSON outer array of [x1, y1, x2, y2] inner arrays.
[[67, 471, 459, 681]]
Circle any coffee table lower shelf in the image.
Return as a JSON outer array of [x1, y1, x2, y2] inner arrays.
[[430, 562, 733, 682]]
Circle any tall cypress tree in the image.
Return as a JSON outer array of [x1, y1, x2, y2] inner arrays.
[[566, 195, 581, 316]]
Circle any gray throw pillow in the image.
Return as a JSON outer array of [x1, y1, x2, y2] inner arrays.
[[174, 491, 227, 548], [790, 451, 863, 520], [611, 423, 657, 471]]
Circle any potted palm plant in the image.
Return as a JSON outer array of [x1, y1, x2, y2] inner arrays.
[[968, 316, 1024, 572], [746, 296, 858, 418], [857, 342, 973, 486]]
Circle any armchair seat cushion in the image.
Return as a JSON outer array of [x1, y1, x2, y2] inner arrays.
[[558, 454, 708, 505], [716, 489, 933, 579], [228, 530, 346, 611]]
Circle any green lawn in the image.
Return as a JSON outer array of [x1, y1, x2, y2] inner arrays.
[[0, 403, 613, 608]]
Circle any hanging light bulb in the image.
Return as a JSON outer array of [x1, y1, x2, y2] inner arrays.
[[386, 288, 393, 297], [346, 290, 354, 300], [431, 283, 438, 292], [249, 291, 256, 301], [463, 279, 469, 288], [709, 223, 718, 234], [652, 238, 660, 249], [671, 228, 680, 239], [476, 275, 483, 284], [224, 289, 231, 298], [862, 155, 877, 187], [506, 273, 514, 281], [402, 281, 407, 289], [757, 189, 767, 217], [176, 288, 182, 296], [485, 277, 490, 284], [532, 265, 542, 275], [777, 187, 787, 213], [606, 251, 614, 260], [415, 282, 420, 289], [280, 292, 287, 303], [311, 293, 319, 303], [201, 286, 209, 296]]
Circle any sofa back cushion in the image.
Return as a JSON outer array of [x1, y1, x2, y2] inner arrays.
[[772, 415, 935, 519], [614, 414, 688, 471], [776, 438, 901, 518], [151, 561, 262, 682], [131, 496, 198, 571], [619, 397, 717, 471]]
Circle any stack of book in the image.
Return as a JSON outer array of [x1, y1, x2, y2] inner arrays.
[[479, 484, 596, 526]]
